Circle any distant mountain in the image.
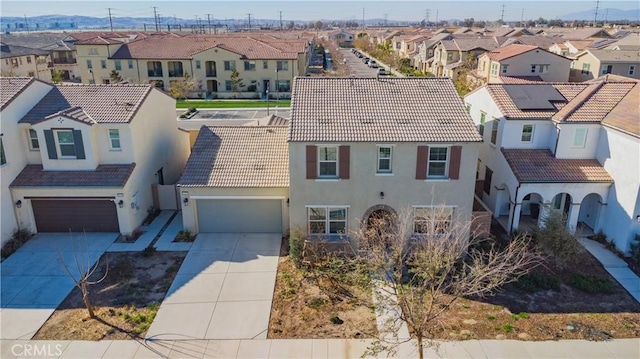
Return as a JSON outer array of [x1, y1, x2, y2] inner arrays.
[[560, 8, 640, 21]]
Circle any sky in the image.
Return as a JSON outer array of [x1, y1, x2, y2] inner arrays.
[[1, 0, 638, 22]]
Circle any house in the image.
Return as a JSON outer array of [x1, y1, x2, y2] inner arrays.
[[288, 77, 483, 243], [1, 78, 189, 243], [415, 33, 452, 73], [464, 76, 640, 253], [474, 44, 571, 84], [570, 49, 640, 82], [328, 29, 354, 47], [431, 37, 502, 79], [0, 43, 52, 81]]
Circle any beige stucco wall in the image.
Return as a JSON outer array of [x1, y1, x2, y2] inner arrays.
[[288, 141, 479, 242], [1, 55, 52, 82], [179, 187, 290, 234], [493, 50, 570, 83], [32, 118, 99, 171]]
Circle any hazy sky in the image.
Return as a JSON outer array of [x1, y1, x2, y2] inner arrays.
[[1, 0, 638, 22]]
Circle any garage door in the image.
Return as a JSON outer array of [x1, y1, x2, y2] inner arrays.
[[32, 199, 119, 232], [197, 199, 282, 233]]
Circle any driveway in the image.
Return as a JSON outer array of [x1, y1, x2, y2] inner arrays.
[[146, 233, 281, 340], [0, 233, 117, 339], [340, 48, 382, 77]]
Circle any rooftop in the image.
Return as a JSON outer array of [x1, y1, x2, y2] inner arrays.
[[0, 77, 37, 111], [584, 49, 640, 63], [0, 42, 50, 58], [289, 77, 482, 143], [483, 44, 538, 61], [10, 164, 136, 188], [178, 126, 289, 188]]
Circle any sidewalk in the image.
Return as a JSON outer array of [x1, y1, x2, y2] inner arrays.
[[107, 210, 176, 252]]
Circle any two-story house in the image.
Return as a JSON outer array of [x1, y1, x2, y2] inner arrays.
[[0, 43, 52, 81], [570, 49, 640, 82], [474, 44, 571, 84], [1, 78, 189, 242], [464, 76, 640, 253], [431, 37, 502, 79]]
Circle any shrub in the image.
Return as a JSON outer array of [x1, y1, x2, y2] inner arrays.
[[188, 107, 197, 113], [514, 272, 560, 292], [183, 230, 191, 241], [330, 315, 344, 325], [630, 235, 640, 263], [533, 210, 582, 269], [179, 114, 186, 118], [307, 296, 328, 309], [502, 323, 514, 333], [1, 228, 33, 259], [141, 245, 156, 257], [569, 274, 613, 294], [289, 229, 305, 267]]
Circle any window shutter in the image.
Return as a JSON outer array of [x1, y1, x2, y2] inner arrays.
[[73, 130, 85, 160], [44, 130, 57, 159], [448, 146, 462, 180], [416, 146, 428, 180], [339, 146, 350, 179], [306, 145, 317, 179]]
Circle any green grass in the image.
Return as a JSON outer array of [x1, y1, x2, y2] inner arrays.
[[176, 100, 291, 109]]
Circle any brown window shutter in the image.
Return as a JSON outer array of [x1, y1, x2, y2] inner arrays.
[[448, 146, 462, 180], [339, 145, 350, 179], [306, 145, 317, 179], [416, 146, 428, 180]]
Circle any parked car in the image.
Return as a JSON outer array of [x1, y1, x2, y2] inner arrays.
[[377, 68, 387, 75], [363, 57, 370, 64], [368, 60, 378, 68], [356, 52, 363, 58]]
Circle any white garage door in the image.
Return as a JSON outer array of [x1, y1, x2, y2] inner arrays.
[[196, 199, 282, 233]]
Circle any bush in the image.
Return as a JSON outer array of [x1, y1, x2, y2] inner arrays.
[[569, 274, 613, 294], [188, 107, 197, 113], [289, 229, 305, 267], [533, 210, 582, 268], [514, 272, 560, 292], [330, 315, 344, 325], [630, 234, 640, 263], [307, 296, 328, 309], [179, 114, 186, 118], [141, 245, 156, 257], [1, 228, 33, 259]]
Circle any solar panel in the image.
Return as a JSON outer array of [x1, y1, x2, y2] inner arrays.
[[504, 85, 566, 110]]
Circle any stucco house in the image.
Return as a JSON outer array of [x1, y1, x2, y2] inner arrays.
[[464, 75, 640, 253], [1, 78, 189, 243], [0, 43, 52, 81], [569, 49, 639, 82], [431, 37, 502, 79], [328, 29, 355, 47]]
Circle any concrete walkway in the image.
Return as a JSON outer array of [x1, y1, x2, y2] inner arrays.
[[107, 210, 176, 252], [2, 337, 638, 358], [580, 238, 640, 302], [155, 215, 191, 252]]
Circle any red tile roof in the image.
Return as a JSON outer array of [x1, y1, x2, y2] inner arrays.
[[499, 75, 544, 84], [0, 77, 36, 110], [483, 44, 538, 61], [501, 149, 612, 183], [10, 164, 136, 188]]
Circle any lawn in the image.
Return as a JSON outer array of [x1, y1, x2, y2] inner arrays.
[[176, 100, 291, 109], [33, 251, 185, 340]]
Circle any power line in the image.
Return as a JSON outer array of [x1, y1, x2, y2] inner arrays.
[[206, 13, 212, 34], [425, 9, 431, 24], [108, 8, 113, 32], [435, 9, 439, 26], [279, 11, 283, 31], [521, 8, 525, 22], [500, 4, 506, 23], [247, 13, 252, 31], [593, 0, 600, 27], [362, 7, 365, 31], [24, 14, 29, 33], [152, 6, 159, 32]]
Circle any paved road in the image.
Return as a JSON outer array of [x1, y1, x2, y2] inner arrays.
[[340, 48, 386, 78]]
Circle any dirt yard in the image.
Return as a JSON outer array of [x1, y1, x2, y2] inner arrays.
[[33, 251, 185, 340], [268, 242, 377, 339]]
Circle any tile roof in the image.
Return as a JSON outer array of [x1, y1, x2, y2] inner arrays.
[[453, 38, 500, 52], [483, 44, 538, 61], [485, 83, 588, 119], [501, 149, 613, 183], [553, 82, 636, 123], [20, 84, 154, 124], [76, 36, 125, 45], [178, 126, 289, 188], [36, 106, 96, 126], [0, 33, 69, 49], [601, 80, 640, 138], [1, 77, 36, 110], [10, 164, 136, 188], [584, 49, 640, 63], [499, 76, 544, 84], [0, 42, 49, 58], [501, 36, 557, 49], [289, 77, 482, 143], [267, 114, 289, 126]]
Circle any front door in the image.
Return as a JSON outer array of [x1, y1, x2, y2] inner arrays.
[[263, 80, 270, 96]]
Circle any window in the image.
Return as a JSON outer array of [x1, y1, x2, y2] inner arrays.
[[538, 64, 549, 73], [263, 61, 268, 69], [501, 64, 508, 74], [168, 61, 184, 77], [308, 207, 348, 236], [479, 112, 486, 136], [581, 63, 591, 74], [28, 129, 39, 150], [601, 65, 612, 75], [476, 159, 481, 179], [484, 167, 493, 195], [521, 124, 534, 142], [55, 130, 76, 158], [147, 61, 163, 77], [629, 65, 636, 75], [28, 71, 35, 77], [88, 48, 98, 55], [491, 63, 499, 76], [490, 119, 499, 145], [276, 61, 288, 71], [205, 61, 217, 77], [86, 60, 93, 69], [225, 80, 232, 91], [530, 64, 537, 73], [195, 60, 201, 69], [447, 53, 453, 60], [224, 60, 236, 71], [427, 147, 448, 178], [244, 61, 256, 71], [276, 80, 291, 92], [109, 129, 121, 150], [26, 56, 32, 64], [572, 128, 588, 148], [414, 207, 453, 235], [128, 60, 134, 69], [19, 57, 22, 65], [466, 104, 471, 114], [100, 60, 106, 69], [114, 60, 121, 71], [318, 146, 338, 177], [0, 138, 6, 166], [377, 146, 393, 173], [247, 80, 257, 92]]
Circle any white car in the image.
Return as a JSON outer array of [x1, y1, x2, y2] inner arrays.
[[368, 60, 378, 68]]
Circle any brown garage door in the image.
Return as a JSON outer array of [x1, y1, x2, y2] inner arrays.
[[31, 199, 119, 232]]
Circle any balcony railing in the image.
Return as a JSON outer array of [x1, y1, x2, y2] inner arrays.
[[148, 70, 163, 77], [206, 71, 217, 77], [53, 58, 77, 64], [168, 70, 184, 77]]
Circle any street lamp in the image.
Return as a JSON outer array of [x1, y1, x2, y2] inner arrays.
[[275, 68, 279, 105], [266, 88, 270, 115], [88, 69, 95, 84]]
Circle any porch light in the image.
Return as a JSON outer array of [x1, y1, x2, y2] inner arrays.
[[286, 198, 290, 207], [15, 200, 22, 208], [118, 200, 124, 208], [380, 191, 385, 199], [183, 197, 189, 206]]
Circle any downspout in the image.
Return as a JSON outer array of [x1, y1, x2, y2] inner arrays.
[[508, 182, 522, 234], [136, 59, 141, 82], [553, 121, 561, 156]]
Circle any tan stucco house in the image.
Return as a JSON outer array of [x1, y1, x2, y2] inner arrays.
[[570, 49, 640, 82]]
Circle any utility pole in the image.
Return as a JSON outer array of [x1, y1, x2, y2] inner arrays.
[[593, 0, 600, 27], [279, 11, 283, 31], [362, 8, 365, 31], [108, 8, 113, 32], [500, 4, 505, 23], [207, 14, 212, 34], [24, 14, 29, 33], [153, 7, 159, 31], [604, 8, 609, 24], [384, 13, 388, 27], [435, 9, 439, 26], [521, 8, 525, 23], [247, 13, 252, 31], [425, 9, 431, 25]]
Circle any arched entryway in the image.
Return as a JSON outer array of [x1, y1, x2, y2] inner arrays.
[[363, 205, 398, 229], [578, 193, 603, 234], [551, 193, 572, 218], [519, 192, 543, 231]]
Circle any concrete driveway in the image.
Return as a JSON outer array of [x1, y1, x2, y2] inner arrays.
[[0, 233, 117, 339], [146, 233, 281, 340]]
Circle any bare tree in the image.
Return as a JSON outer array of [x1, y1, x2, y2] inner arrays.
[[169, 73, 198, 101], [353, 207, 542, 358], [57, 233, 108, 319]]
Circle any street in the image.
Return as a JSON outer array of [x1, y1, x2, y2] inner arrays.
[[340, 48, 385, 77]]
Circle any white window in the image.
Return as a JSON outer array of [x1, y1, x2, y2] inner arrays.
[[195, 60, 201, 69], [538, 64, 549, 73], [581, 63, 590, 74], [377, 146, 393, 173], [0, 138, 6, 166], [55, 130, 76, 158], [521, 124, 534, 142], [427, 147, 448, 179], [414, 207, 453, 235], [479, 112, 486, 136], [109, 129, 121, 150], [629, 65, 636, 75], [318, 146, 338, 177], [28, 129, 39, 150], [501, 64, 508, 74], [491, 63, 499, 76], [572, 128, 588, 148], [308, 207, 348, 236], [601, 65, 612, 75], [490, 119, 499, 145], [276, 61, 288, 71]]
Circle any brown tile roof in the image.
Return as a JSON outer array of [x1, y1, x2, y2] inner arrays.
[[584, 49, 640, 63], [499, 76, 544, 84], [178, 126, 289, 188], [20, 84, 155, 124], [453, 38, 500, 52], [483, 44, 537, 61], [66, 31, 148, 42], [35, 106, 96, 126], [501, 149, 613, 183], [599, 77, 640, 138], [10, 164, 136, 188], [1, 77, 36, 111], [565, 40, 595, 50], [289, 77, 482, 143], [501, 36, 557, 49], [267, 114, 289, 126], [553, 82, 636, 123], [76, 36, 126, 45]]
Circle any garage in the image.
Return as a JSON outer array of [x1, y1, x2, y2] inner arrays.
[[196, 199, 282, 233], [31, 199, 119, 232]]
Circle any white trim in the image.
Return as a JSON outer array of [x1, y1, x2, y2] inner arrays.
[[53, 129, 76, 159], [426, 146, 450, 179], [424, 179, 451, 183], [521, 124, 535, 143], [108, 128, 121, 151], [27, 129, 40, 151], [317, 145, 339, 178], [190, 196, 286, 200], [305, 205, 350, 208], [315, 178, 341, 182], [375, 173, 395, 177], [411, 205, 457, 208], [376, 145, 393, 174]]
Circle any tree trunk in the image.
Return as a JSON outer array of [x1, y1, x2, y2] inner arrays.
[[81, 282, 95, 318], [417, 336, 424, 359]]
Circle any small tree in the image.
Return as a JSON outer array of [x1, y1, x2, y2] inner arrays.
[[229, 69, 244, 98], [169, 73, 197, 101], [109, 70, 123, 83], [58, 233, 108, 319], [533, 209, 582, 269], [51, 70, 64, 84]]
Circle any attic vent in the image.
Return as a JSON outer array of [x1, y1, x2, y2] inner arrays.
[[439, 119, 454, 125], [317, 119, 331, 124], [266, 128, 275, 133], [360, 119, 374, 124], [389, 89, 402, 94], [254, 164, 266, 171]]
